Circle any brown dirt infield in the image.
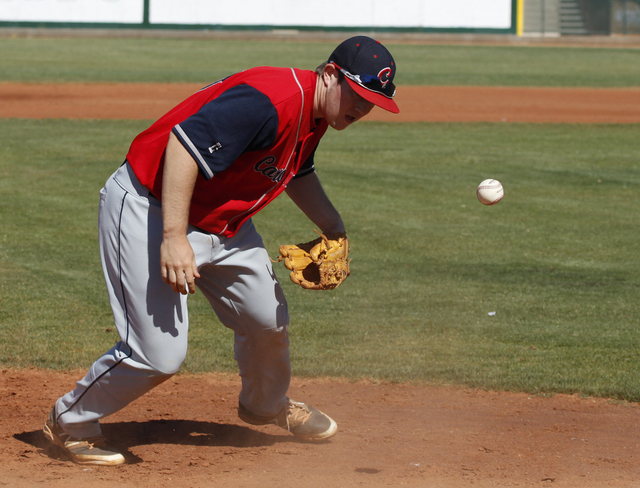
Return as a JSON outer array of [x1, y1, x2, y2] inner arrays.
[[2, 83, 640, 487], [1, 82, 640, 123], [4, 369, 640, 488]]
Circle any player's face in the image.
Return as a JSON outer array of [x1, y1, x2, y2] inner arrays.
[[323, 72, 375, 131]]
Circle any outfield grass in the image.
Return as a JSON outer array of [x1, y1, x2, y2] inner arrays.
[[1, 36, 638, 399], [1, 37, 639, 86], [1, 119, 638, 400]]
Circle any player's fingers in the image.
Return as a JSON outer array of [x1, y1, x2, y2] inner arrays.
[[160, 260, 177, 290], [184, 270, 196, 295], [187, 260, 200, 295], [174, 267, 189, 295], [166, 268, 181, 293], [185, 265, 200, 295], [161, 266, 170, 285], [163, 265, 194, 295]]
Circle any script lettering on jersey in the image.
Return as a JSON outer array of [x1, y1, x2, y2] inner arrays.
[[254, 156, 285, 183]]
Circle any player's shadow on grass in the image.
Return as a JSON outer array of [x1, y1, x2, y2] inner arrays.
[[15, 419, 297, 464]]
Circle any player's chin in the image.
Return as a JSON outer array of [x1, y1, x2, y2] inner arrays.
[[333, 115, 358, 131]]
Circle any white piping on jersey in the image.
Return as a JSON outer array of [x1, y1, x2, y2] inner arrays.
[[173, 123, 215, 180], [221, 67, 306, 235]]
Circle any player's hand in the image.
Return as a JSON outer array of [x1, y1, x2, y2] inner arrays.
[[160, 235, 201, 295]]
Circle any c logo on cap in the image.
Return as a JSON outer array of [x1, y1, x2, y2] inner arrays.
[[378, 68, 392, 89]]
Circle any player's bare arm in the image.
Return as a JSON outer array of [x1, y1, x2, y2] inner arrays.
[[285, 172, 345, 235], [160, 132, 201, 295]]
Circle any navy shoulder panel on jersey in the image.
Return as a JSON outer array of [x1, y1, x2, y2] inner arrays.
[[172, 84, 279, 180]]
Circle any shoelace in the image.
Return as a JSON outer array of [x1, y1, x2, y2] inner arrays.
[[67, 435, 106, 449], [287, 402, 312, 427]]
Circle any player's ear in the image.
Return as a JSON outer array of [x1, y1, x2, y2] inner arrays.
[[323, 62, 340, 86]]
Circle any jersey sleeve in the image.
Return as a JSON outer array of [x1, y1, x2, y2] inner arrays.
[[293, 144, 318, 179], [172, 84, 279, 180]]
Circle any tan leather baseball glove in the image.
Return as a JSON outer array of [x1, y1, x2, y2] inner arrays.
[[277, 232, 350, 290]]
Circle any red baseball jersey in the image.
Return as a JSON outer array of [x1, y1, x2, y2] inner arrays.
[[126, 67, 328, 236]]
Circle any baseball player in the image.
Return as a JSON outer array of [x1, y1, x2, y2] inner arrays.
[[43, 36, 399, 465]]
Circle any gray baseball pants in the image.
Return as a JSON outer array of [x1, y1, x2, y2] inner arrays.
[[55, 162, 291, 438]]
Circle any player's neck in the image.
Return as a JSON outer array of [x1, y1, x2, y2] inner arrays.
[[313, 74, 325, 121]]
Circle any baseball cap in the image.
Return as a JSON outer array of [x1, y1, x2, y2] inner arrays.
[[328, 36, 399, 114]]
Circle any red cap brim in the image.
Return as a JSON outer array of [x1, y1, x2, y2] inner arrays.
[[344, 77, 399, 114]]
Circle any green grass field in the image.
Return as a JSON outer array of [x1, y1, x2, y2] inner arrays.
[[1, 36, 639, 400], [2, 36, 640, 86]]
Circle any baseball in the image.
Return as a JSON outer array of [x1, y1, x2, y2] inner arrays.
[[477, 179, 504, 205]]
